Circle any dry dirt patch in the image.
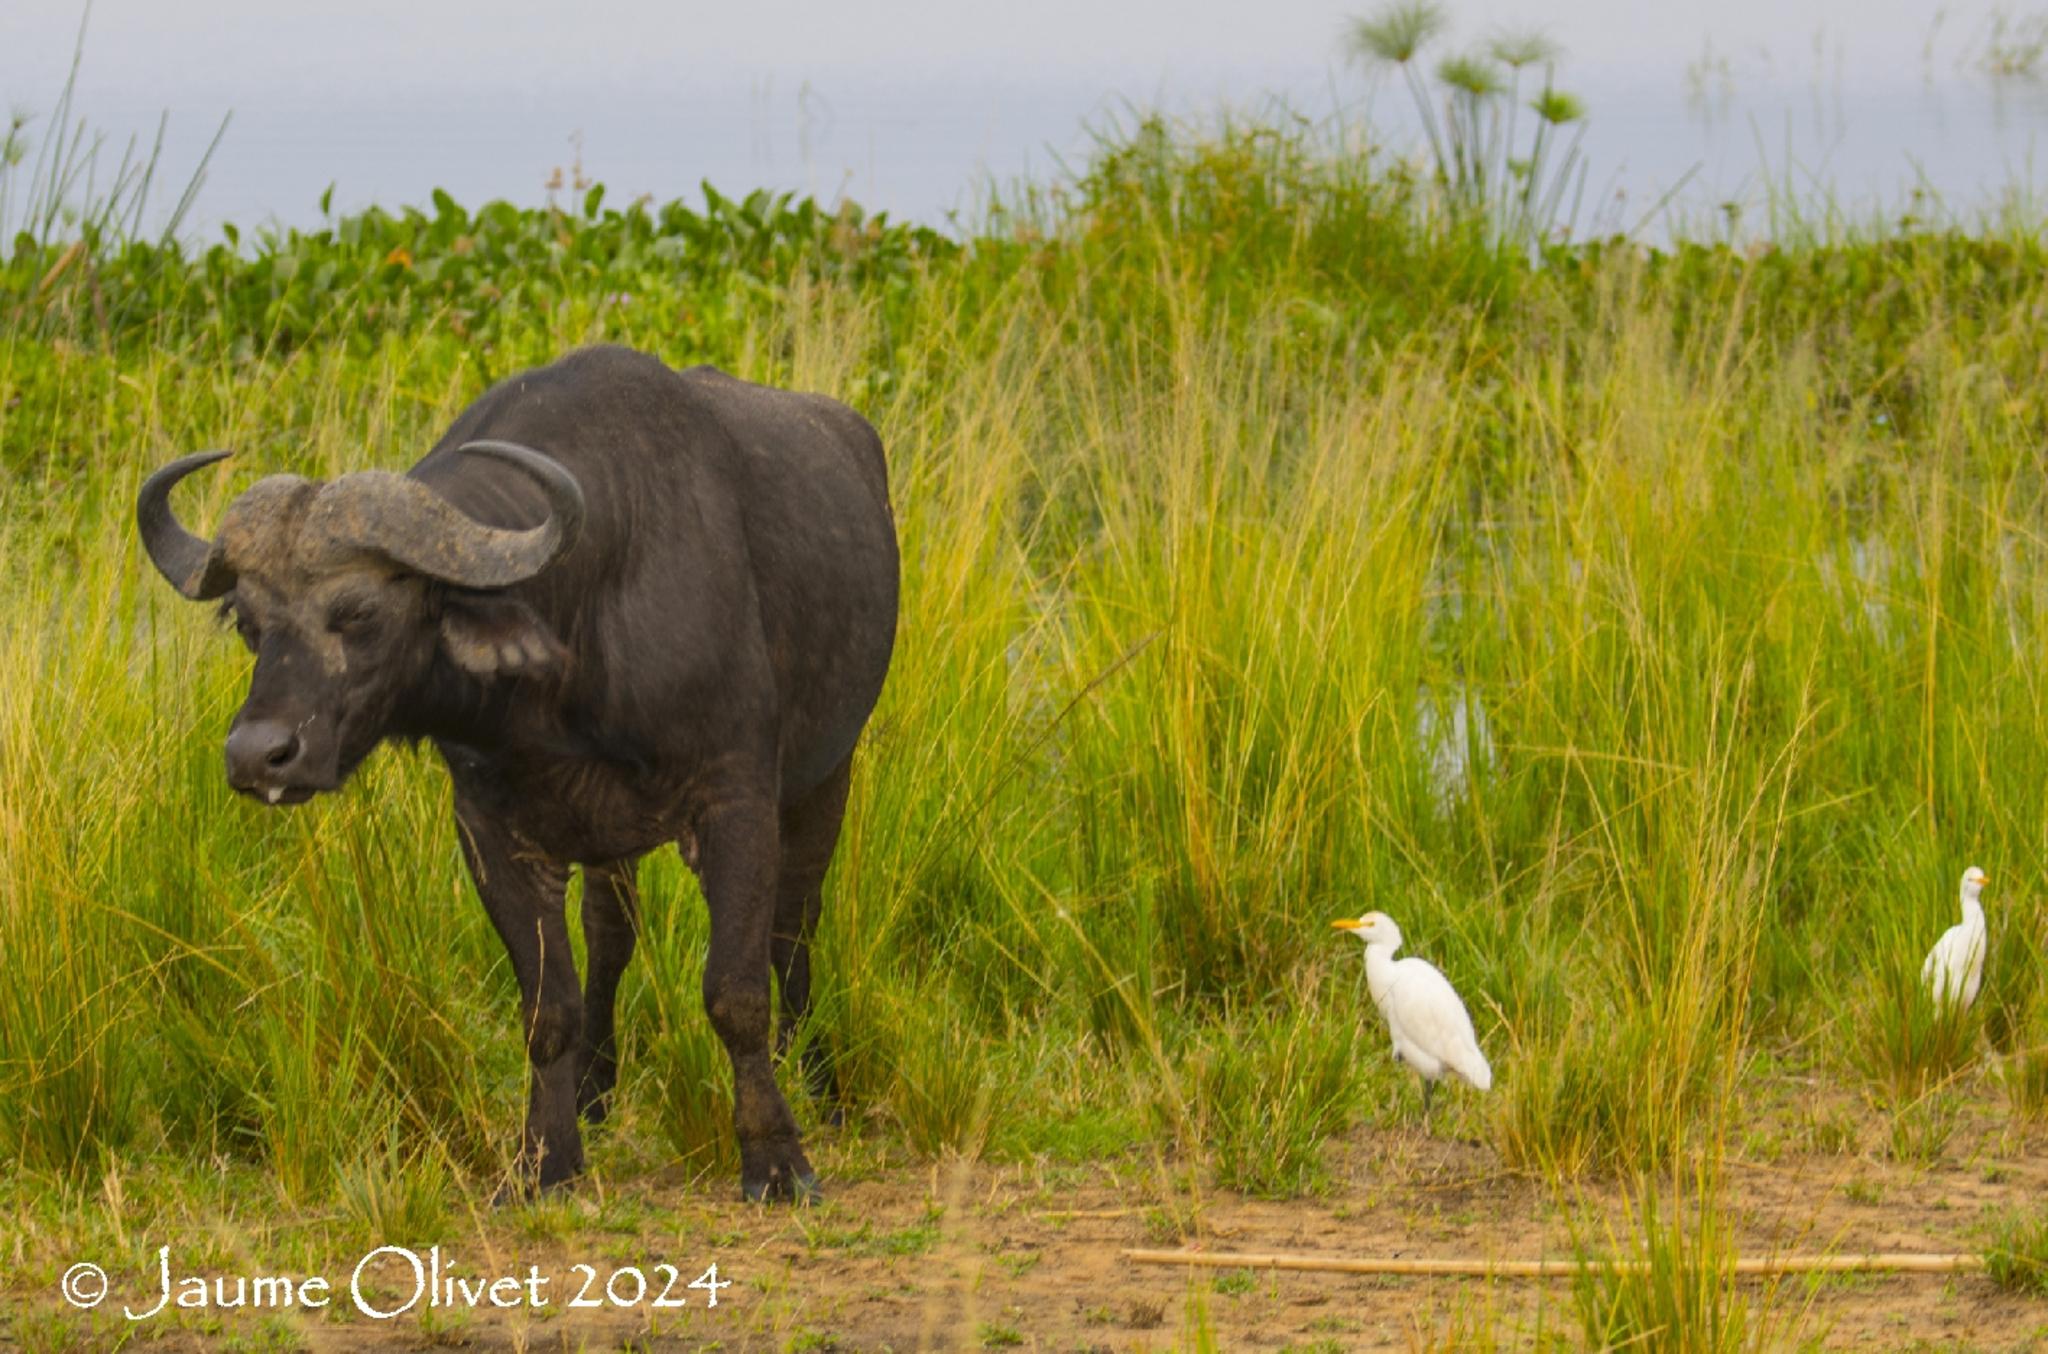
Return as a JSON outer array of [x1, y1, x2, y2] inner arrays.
[[9, 1101, 2048, 1351]]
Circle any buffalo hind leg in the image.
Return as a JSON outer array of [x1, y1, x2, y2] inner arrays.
[[457, 801, 585, 1199], [579, 859, 641, 1124], [694, 793, 817, 1203], [772, 753, 852, 1117]]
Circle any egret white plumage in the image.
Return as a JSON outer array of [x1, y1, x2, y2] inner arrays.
[[1921, 866, 1990, 1011], [1331, 911, 1491, 1122]]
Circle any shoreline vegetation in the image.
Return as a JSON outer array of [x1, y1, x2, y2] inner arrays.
[[6, 8, 2048, 1347]]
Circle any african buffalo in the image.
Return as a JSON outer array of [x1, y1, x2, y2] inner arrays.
[[138, 345, 899, 1202]]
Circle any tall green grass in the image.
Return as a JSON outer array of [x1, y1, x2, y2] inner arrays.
[[1569, 1171, 1811, 1354]]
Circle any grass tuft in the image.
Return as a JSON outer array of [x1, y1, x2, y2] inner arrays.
[[1184, 999, 1359, 1197], [1986, 1205, 2048, 1295]]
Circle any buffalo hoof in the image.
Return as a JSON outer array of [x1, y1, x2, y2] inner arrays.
[[490, 1164, 582, 1208], [740, 1142, 821, 1205], [490, 1178, 580, 1208], [742, 1169, 822, 1205]]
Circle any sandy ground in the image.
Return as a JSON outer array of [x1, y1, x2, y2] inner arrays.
[[9, 1095, 2048, 1352]]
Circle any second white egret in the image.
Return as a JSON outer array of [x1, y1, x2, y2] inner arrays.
[[1922, 866, 1990, 1011]]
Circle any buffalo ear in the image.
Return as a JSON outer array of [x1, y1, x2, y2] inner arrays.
[[438, 593, 569, 680]]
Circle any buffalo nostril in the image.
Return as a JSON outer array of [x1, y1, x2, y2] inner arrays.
[[226, 718, 305, 788]]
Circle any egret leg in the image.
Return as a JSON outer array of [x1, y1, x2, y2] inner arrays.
[[1421, 1078, 1435, 1129]]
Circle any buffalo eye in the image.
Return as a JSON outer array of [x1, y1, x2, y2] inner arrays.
[[326, 599, 381, 639]]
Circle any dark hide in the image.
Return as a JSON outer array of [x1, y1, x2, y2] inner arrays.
[[141, 346, 899, 1202]]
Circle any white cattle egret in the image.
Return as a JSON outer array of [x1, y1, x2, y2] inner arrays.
[[1921, 866, 1990, 1011], [1331, 911, 1492, 1121]]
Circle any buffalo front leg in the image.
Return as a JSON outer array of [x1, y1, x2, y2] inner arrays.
[[579, 859, 641, 1124], [772, 753, 853, 1114], [694, 795, 816, 1203], [456, 801, 585, 1196]]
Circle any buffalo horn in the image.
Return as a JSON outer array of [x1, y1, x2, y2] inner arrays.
[[136, 450, 238, 600], [319, 440, 585, 588]]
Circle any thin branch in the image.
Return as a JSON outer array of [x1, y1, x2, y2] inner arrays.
[[1125, 1247, 1986, 1277]]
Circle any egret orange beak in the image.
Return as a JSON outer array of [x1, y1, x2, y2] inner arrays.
[[1330, 918, 1360, 931]]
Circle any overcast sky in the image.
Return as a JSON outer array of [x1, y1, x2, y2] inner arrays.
[[2, 0, 1983, 99], [2, 2, 2036, 234]]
